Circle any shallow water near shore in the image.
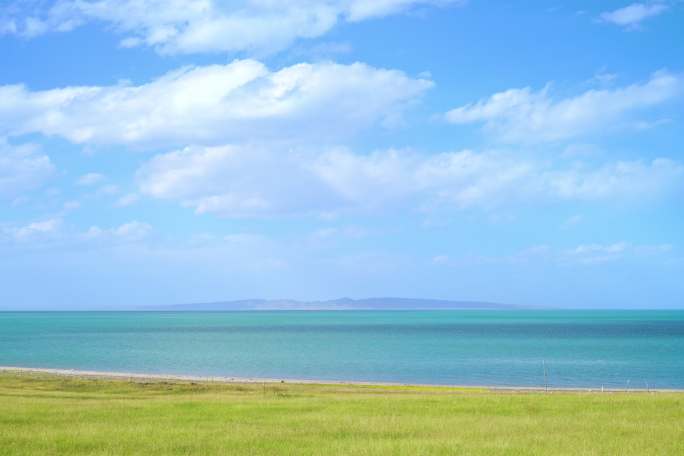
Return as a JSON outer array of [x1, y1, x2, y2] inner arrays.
[[1, 310, 683, 388]]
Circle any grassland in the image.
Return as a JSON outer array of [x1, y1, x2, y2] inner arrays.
[[1, 371, 683, 455]]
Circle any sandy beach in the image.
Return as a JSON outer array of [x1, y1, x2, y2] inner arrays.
[[1, 366, 677, 393]]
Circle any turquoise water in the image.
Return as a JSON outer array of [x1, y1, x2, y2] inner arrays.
[[1, 311, 683, 388]]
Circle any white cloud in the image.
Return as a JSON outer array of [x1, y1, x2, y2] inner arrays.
[[0, 139, 55, 199], [1, 0, 462, 54], [444, 71, 682, 143], [590, 70, 618, 86], [1, 218, 62, 243], [137, 145, 684, 217], [0, 60, 431, 147], [564, 242, 629, 264], [562, 242, 672, 264], [76, 172, 105, 186], [112, 221, 151, 240], [84, 221, 152, 242], [1, 218, 153, 246], [317, 149, 684, 209], [138, 145, 343, 217], [14, 218, 61, 240], [115, 193, 139, 207], [600, 3, 668, 29], [545, 158, 682, 200], [434, 242, 675, 267]]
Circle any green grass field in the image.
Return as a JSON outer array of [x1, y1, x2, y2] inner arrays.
[[1, 372, 683, 455]]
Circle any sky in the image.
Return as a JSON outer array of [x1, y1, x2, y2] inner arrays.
[[0, 0, 683, 310]]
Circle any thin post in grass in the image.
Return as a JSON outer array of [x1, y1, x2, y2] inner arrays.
[[542, 360, 548, 392]]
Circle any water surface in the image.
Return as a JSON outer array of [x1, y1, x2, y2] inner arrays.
[[1, 310, 682, 388]]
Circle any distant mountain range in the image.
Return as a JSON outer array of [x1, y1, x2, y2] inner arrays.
[[150, 298, 515, 311]]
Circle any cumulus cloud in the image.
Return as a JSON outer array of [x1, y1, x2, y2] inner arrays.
[[0, 0, 462, 54], [0, 139, 55, 199], [314, 149, 684, 209], [444, 71, 682, 143], [138, 145, 344, 217], [137, 145, 684, 217], [600, 2, 668, 29], [0, 60, 432, 147]]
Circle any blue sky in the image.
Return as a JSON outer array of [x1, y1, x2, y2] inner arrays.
[[1, 0, 683, 309]]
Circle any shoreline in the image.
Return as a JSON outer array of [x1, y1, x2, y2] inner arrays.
[[2, 366, 680, 393]]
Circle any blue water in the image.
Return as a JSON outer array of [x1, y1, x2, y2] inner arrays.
[[1, 311, 683, 388]]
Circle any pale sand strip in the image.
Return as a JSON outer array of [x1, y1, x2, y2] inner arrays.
[[0, 366, 679, 392]]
